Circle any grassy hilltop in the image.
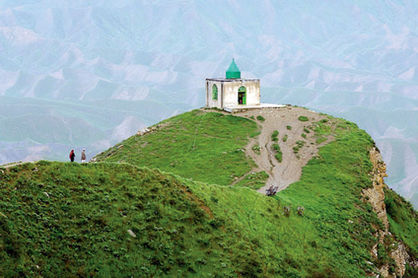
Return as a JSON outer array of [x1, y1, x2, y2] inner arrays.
[[1, 109, 416, 277], [94, 110, 262, 187]]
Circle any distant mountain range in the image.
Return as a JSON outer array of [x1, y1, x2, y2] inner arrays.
[[0, 0, 417, 207]]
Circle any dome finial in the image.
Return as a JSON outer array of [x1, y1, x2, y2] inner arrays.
[[226, 58, 241, 79]]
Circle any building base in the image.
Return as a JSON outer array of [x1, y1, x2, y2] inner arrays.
[[223, 103, 285, 113]]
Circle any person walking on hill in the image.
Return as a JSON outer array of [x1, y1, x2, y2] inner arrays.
[[81, 149, 86, 163], [69, 149, 75, 162]]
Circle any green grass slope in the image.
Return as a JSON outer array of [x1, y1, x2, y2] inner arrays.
[[187, 117, 396, 277], [384, 187, 418, 257], [94, 110, 261, 186], [1, 109, 416, 277], [0, 162, 267, 277], [275, 119, 384, 273], [94, 110, 416, 276]]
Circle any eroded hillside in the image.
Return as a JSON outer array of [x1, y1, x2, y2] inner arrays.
[[232, 106, 334, 193]]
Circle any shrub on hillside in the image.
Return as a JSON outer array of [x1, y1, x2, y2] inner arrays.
[[252, 145, 261, 155], [272, 144, 283, 162], [256, 115, 265, 122], [298, 116, 309, 122], [271, 130, 279, 141]]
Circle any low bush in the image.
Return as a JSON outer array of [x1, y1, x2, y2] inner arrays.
[[271, 130, 279, 141], [275, 152, 283, 162], [272, 144, 280, 152], [272, 144, 283, 162], [252, 145, 261, 155], [293, 140, 305, 154], [256, 115, 265, 122]]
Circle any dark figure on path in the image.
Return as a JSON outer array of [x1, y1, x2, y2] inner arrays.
[[69, 150, 75, 162], [266, 185, 278, 196]]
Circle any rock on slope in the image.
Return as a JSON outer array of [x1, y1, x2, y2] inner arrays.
[[363, 148, 417, 277]]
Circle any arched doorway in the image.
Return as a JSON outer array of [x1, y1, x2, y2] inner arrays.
[[238, 86, 246, 105]]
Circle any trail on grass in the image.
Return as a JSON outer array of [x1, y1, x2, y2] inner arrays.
[[1, 161, 27, 169]]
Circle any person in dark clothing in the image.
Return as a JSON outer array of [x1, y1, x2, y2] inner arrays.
[[69, 149, 75, 162]]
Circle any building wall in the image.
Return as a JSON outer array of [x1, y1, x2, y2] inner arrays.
[[206, 80, 223, 108], [223, 80, 260, 107], [206, 79, 260, 109]]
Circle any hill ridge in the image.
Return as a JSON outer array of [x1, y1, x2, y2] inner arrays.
[[1, 107, 416, 277]]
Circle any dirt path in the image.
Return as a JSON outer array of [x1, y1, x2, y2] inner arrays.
[[0, 161, 26, 169], [233, 106, 333, 194]]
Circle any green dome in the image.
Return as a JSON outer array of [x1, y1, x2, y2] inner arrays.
[[226, 59, 241, 79]]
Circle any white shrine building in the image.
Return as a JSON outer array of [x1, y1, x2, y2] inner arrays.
[[205, 59, 261, 111]]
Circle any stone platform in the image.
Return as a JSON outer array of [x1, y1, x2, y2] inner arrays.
[[223, 103, 285, 113]]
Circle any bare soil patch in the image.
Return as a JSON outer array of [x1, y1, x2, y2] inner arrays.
[[232, 106, 334, 194]]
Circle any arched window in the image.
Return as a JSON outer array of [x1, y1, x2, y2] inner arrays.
[[212, 84, 218, 100]]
